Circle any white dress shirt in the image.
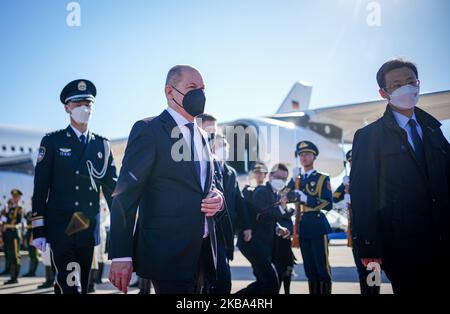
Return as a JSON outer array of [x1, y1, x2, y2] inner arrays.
[[392, 111, 423, 151], [166, 107, 208, 190], [70, 124, 89, 143]]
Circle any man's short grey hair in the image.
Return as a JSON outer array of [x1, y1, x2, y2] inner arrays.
[[165, 65, 196, 87]]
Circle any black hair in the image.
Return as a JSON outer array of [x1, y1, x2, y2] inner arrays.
[[376, 58, 418, 89]]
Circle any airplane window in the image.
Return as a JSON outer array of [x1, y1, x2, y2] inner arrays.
[[1, 145, 6, 151], [29, 147, 33, 153], [11, 146, 16, 152], [20, 147, 25, 153]]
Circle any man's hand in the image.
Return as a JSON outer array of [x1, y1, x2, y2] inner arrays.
[[201, 188, 224, 217], [243, 229, 252, 242], [276, 224, 291, 239], [294, 190, 307, 204], [32, 237, 46, 252], [361, 258, 382, 268], [109, 261, 133, 294], [279, 195, 288, 209]]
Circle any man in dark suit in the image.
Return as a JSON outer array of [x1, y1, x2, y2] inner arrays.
[[237, 164, 292, 294], [351, 59, 450, 294], [31, 79, 118, 294], [108, 65, 224, 294], [200, 128, 252, 294], [333, 150, 380, 295]]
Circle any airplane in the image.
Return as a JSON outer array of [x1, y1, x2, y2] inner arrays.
[[1, 83, 450, 229]]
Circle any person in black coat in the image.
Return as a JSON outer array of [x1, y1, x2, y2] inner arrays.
[[271, 206, 296, 294], [237, 163, 292, 294], [198, 128, 252, 294], [333, 150, 380, 295], [108, 65, 224, 294], [351, 59, 450, 294]]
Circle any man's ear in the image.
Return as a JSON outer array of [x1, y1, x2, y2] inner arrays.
[[379, 88, 389, 100], [165, 85, 174, 100], [64, 104, 71, 114]]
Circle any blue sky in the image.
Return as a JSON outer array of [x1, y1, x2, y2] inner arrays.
[[1, 0, 449, 139]]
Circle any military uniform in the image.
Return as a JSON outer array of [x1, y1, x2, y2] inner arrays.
[[0, 207, 9, 275], [31, 80, 117, 294], [23, 211, 39, 277], [288, 141, 333, 294], [2, 190, 23, 285]]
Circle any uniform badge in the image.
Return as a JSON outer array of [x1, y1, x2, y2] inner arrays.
[[310, 181, 316, 187], [97, 152, 103, 159], [59, 148, 72, 157], [37, 146, 46, 163], [300, 142, 308, 148], [66, 132, 72, 137], [78, 81, 87, 91]]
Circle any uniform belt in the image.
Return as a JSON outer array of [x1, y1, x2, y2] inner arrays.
[[300, 205, 320, 213], [3, 224, 19, 230]]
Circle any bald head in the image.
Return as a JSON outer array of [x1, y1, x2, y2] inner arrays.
[[165, 65, 201, 87], [165, 65, 205, 121]]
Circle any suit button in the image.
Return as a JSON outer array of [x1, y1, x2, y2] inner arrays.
[[75, 201, 79, 206], [75, 186, 79, 190], [89, 187, 92, 191], [75, 170, 79, 175], [89, 202, 93, 206]]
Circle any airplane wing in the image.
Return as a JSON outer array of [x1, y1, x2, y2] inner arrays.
[[0, 154, 35, 175], [308, 90, 450, 143]]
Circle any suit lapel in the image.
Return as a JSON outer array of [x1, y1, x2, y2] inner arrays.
[[200, 131, 215, 195], [160, 110, 202, 191], [383, 107, 428, 180]]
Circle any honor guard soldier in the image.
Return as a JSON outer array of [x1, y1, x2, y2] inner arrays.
[[287, 141, 333, 294], [333, 150, 380, 295], [31, 79, 118, 294], [2, 189, 24, 285], [23, 211, 39, 277]]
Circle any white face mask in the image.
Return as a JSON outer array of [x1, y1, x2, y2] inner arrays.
[[388, 84, 420, 110], [214, 146, 230, 161], [270, 179, 286, 192], [70, 105, 92, 124]]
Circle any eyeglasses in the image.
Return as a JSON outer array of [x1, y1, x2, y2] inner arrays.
[[385, 79, 419, 93]]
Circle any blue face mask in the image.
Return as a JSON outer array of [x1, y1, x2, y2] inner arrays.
[[172, 86, 206, 117]]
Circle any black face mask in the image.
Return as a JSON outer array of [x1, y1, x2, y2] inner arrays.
[[172, 86, 206, 117]]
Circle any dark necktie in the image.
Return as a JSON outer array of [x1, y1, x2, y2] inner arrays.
[[301, 173, 308, 188], [79, 134, 86, 145], [408, 119, 425, 167], [185, 123, 201, 181]]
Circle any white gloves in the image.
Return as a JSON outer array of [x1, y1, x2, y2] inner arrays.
[[344, 194, 351, 204], [294, 190, 308, 203], [32, 237, 47, 252], [343, 175, 350, 186], [0, 216, 7, 223]]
